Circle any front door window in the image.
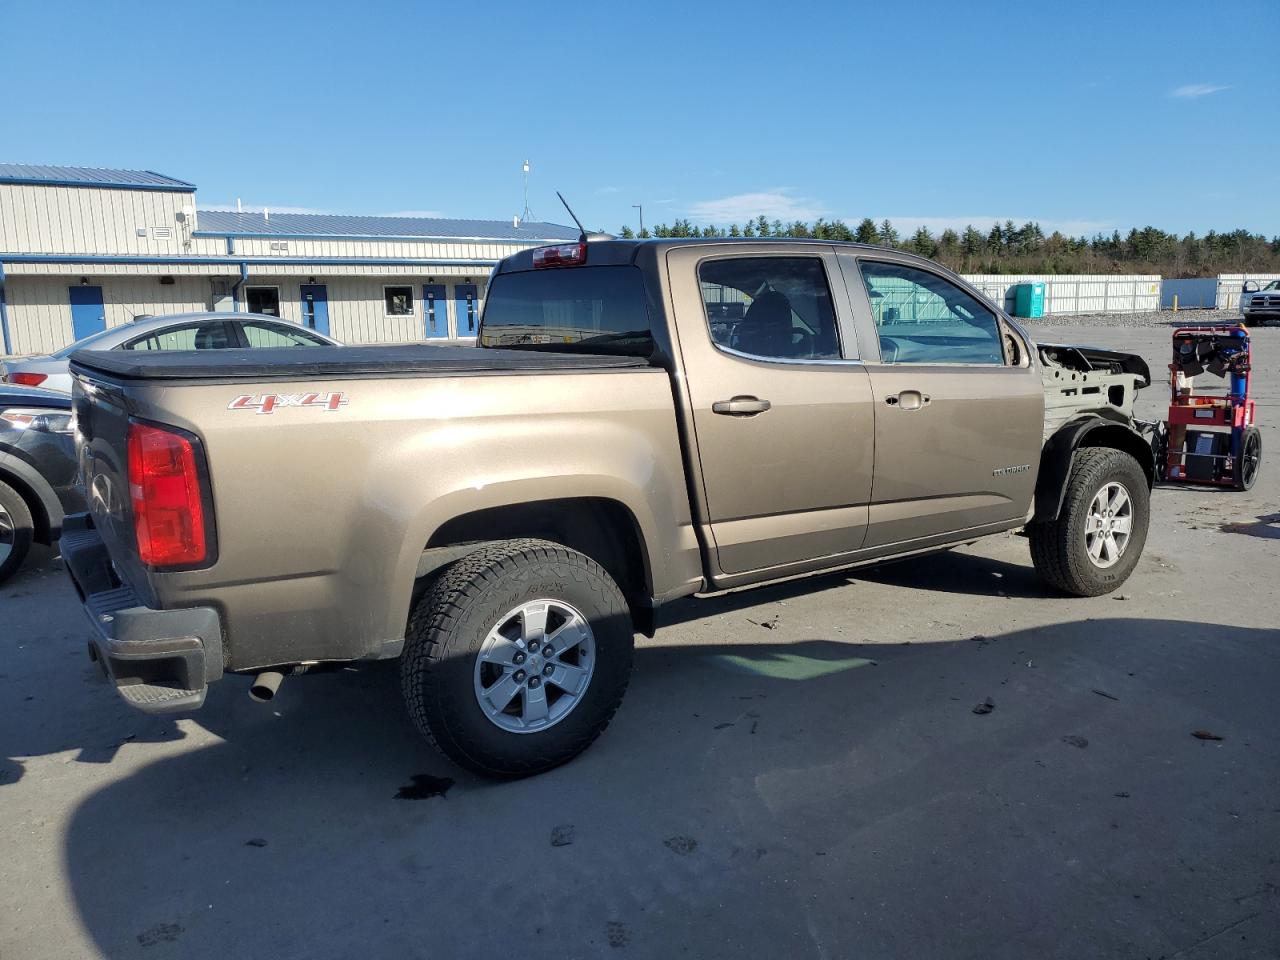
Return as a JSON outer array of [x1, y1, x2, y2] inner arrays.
[[856, 261, 1004, 365]]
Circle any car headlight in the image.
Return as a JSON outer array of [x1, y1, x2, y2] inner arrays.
[[0, 407, 75, 434]]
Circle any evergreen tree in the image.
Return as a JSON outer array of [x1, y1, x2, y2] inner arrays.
[[909, 226, 938, 259], [855, 218, 880, 244]]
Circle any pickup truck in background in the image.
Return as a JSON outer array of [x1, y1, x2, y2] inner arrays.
[[1240, 279, 1280, 326], [63, 237, 1155, 777]]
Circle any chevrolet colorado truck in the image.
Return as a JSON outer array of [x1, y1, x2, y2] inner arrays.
[[63, 238, 1154, 777]]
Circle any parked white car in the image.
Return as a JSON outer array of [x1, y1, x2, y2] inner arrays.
[[0, 312, 340, 392], [1241, 280, 1280, 327]]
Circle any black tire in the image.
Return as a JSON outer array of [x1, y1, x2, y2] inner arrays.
[[1028, 448, 1150, 597], [1234, 426, 1262, 491], [1150, 421, 1169, 482], [0, 479, 35, 586], [401, 538, 634, 777]]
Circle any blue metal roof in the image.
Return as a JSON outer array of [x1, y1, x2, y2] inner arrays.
[[194, 210, 580, 243], [0, 163, 196, 192]]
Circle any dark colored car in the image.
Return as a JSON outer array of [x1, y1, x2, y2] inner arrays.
[[0, 384, 83, 583]]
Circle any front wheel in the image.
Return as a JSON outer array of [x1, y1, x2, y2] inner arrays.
[[1028, 448, 1150, 597], [0, 479, 35, 586], [401, 539, 634, 777], [1234, 427, 1262, 491]]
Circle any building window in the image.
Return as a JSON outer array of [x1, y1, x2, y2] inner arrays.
[[384, 285, 414, 317], [245, 286, 281, 317]]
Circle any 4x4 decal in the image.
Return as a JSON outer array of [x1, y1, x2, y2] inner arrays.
[[228, 392, 349, 415]]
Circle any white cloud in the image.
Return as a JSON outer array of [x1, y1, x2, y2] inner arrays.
[[1170, 83, 1231, 99], [595, 186, 621, 195], [688, 189, 827, 224], [875, 215, 1114, 237]]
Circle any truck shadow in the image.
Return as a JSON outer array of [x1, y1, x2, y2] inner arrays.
[[54, 618, 1280, 960]]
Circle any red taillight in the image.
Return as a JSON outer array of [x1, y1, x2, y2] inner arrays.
[[9, 372, 48, 387], [127, 422, 207, 567], [532, 242, 587, 268]]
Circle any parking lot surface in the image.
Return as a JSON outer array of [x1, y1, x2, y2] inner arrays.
[[2, 322, 1277, 960]]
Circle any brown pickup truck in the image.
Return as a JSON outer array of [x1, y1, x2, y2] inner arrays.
[[63, 238, 1154, 776]]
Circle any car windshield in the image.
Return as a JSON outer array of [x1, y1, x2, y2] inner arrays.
[[51, 326, 122, 358]]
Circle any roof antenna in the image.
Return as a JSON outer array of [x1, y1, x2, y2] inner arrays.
[[557, 191, 587, 240]]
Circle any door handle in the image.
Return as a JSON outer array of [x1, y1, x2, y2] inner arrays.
[[886, 390, 930, 410], [712, 396, 772, 416]]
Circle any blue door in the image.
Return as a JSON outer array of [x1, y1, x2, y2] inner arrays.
[[454, 283, 479, 337], [69, 285, 106, 341], [423, 284, 448, 339], [299, 284, 330, 335]]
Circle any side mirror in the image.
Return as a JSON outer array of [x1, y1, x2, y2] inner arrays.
[[1243, 281, 1259, 293]]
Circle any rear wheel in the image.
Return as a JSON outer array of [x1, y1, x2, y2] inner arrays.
[[0, 479, 34, 585], [401, 539, 634, 777], [1234, 427, 1262, 491], [1029, 448, 1150, 597]]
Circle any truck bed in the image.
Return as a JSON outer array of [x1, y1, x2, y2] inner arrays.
[[69, 343, 650, 382]]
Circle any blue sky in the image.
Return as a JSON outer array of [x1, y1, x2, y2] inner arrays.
[[3, 0, 1276, 237]]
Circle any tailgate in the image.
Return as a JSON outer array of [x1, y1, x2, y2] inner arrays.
[[71, 370, 156, 602]]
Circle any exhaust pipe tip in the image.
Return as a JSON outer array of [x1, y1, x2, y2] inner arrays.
[[249, 670, 285, 703]]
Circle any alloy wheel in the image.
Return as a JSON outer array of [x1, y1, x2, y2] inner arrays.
[[472, 599, 597, 734]]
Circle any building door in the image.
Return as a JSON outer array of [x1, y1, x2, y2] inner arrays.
[[69, 285, 106, 341], [423, 284, 448, 339], [454, 283, 479, 337], [300, 284, 330, 335]]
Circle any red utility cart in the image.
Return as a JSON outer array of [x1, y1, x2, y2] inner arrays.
[[1158, 325, 1262, 490]]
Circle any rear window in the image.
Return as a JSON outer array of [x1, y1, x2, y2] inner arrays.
[[479, 266, 652, 356]]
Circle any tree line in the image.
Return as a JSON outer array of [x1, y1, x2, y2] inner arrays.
[[615, 216, 1280, 277]]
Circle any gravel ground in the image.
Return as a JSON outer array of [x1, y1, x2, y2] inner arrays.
[[1030, 308, 1244, 328]]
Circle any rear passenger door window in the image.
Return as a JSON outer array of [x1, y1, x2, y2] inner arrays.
[[698, 257, 842, 361], [856, 261, 1004, 365], [123, 322, 234, 351]]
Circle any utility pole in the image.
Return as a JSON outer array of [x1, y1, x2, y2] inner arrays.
[[632, 203, 644, 235]]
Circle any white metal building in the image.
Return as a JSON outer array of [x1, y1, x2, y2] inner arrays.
[[0, 163, 579, 355]]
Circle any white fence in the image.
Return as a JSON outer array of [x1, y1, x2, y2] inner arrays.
[[1216, 274, 1280, 309], [962, 274, 1162, 316]]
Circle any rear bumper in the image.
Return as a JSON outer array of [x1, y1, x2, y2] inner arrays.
[[62, 513, 223, 714]]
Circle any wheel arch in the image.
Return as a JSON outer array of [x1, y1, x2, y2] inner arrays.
[[1033, 416, 1155, 523], [0, 459, 58, 545], [418, 497, 656, 636]]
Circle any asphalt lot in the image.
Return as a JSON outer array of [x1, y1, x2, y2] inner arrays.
[[1, 321, 1277, 960]]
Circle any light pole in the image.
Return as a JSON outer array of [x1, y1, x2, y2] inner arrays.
[[632, 203, 644, 235]]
